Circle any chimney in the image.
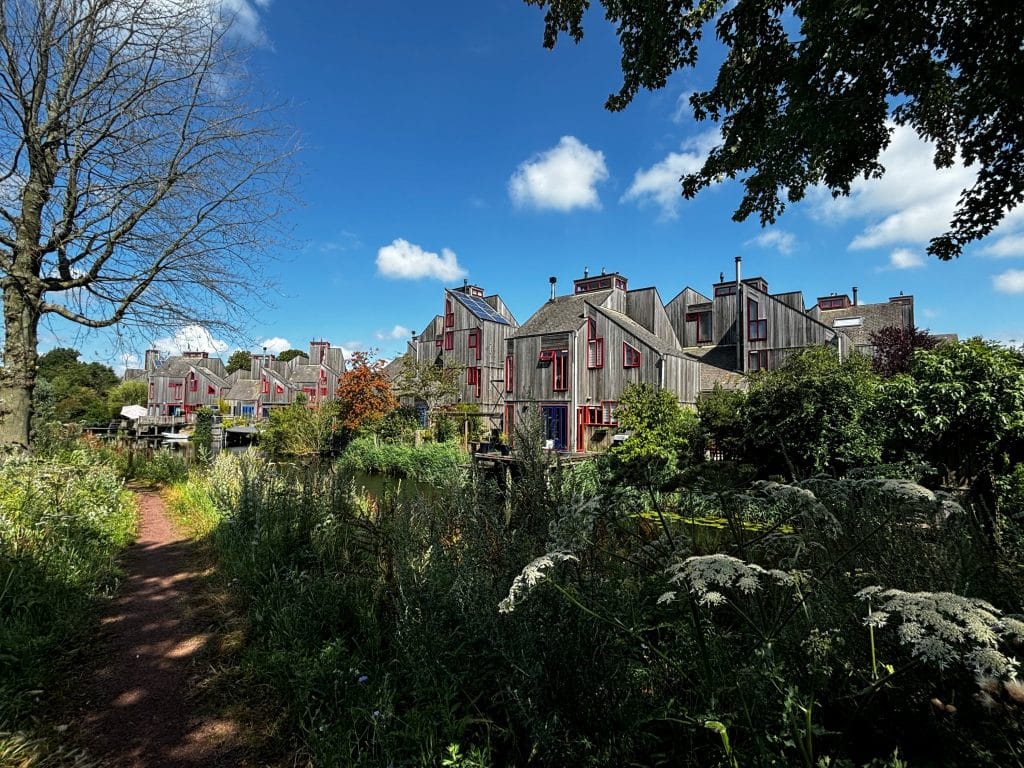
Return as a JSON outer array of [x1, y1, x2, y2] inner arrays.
[[549, 276, 557, 302], [735, 256, 743, 372], [583, 266, 589, 278], [852, 286, 859, 306], [735, 255, 742, 285]]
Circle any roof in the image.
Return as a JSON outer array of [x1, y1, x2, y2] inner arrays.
[[511, 291, 613, 337], [592, 304, 680, 356], [289, 364, 322, 383], [451, 290, 512, 325], [682, 345, 749, 391], [224, 378, 260, 402]]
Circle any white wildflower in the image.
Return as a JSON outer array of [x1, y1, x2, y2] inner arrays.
[[657, 591, 677, 605], [666, 554, 795, 608], [498, 551, 578, 614], [859, 587, 1019, 679]]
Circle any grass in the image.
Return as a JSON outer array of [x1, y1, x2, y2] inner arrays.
[[0, 450, 136, 763]]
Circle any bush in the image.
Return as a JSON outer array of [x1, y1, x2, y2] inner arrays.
[[337, 436, 463, 484], [0, 452, 135, 726]]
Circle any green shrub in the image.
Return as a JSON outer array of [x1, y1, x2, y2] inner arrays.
[[337, 437, 463, 484], [0, 452, 135, 726]]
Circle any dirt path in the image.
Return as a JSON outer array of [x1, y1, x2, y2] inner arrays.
[[74, 490, 243, 767]]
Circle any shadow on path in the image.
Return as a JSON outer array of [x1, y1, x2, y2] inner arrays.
[[75, 492, 243, 768]]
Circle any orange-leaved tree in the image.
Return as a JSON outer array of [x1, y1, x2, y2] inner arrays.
[[335, 350, 398, 433]]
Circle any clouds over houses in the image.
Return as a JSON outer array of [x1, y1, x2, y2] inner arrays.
[[153, 324, 231, 356], [376, 324, 412, 341], [509, 136, 608, 211], [377, 238, 466, 281]]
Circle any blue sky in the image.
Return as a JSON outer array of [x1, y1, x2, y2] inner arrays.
[[51, 0, 1024, 368]]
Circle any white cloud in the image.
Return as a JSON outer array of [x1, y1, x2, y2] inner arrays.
[[622, 130, 719, 219], [376, 325, 412, 341], [812, 123, 983, 252], [980, 234, 1024, 259], [993, 269, 1024, 294], [258, 337, 291, 355], [887, 248, 925, 270], [672, 90, 696, 124], [153, 324, 230, 356], [509, 136, 608, 212], [746, 229, 797, 255], [376, 239, 466, 281]]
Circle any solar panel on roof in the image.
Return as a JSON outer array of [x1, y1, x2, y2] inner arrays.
[[453, 292, 511, 325]]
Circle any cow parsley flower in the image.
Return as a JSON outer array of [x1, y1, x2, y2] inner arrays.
[[498, 551, 578, 614], [856, 587, 1019, 679], [666, 554, 794, 607]]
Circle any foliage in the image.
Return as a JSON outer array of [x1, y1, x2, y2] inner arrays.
[[192, 408, 214, 462], [606, 383, 703, 498], [31, 348, 119, 427], [374, 406, 420, 445], [134, 449, 189, 486], [105, 379, 147, 419], [869, 326, 941, 378], [523, 0, 1023, 260], [276, 349, 307, 363], [877, 338, 1024, 488], [0, 452, 135, 727], [335, 351, 398, 434], [337, 436, 463, 484], [743, 346, 882, 478], [697, 384, 747, 460], [260, 399, 343, 458], [393, 352, 463, 413], [225, 350, 252, 375]]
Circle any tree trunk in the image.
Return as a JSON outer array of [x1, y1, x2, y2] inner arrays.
[[0, 284, 41, 450]]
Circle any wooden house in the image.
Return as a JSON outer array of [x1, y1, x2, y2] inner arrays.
[[144, 351, 228, 422], [665, 257, 853, 392], [504, 271, 701, 452], [407, 282, 519, 429]]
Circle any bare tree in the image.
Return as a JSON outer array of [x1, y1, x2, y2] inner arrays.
[[0, 0, 291, 448]]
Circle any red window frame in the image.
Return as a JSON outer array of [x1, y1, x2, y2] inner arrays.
[[467, 366, 481, 398], [468, 329, 481, 360], [538, 349, 555, 363], [189, 375, 198, 392], [686, 312, 713, 343], [170, 381, 183, 401], [586, 318, 604, 368], [320, 387, 328, 396], [749, 350, 769, 372], [714, 284, 737, 297], [602, 401, 618, 425], [444, 298, 454, 328], [623, 342, 641, 368], [747, 299, 767, 341], [444, 331, 454, 350], [552, 350, 569, 391], [504, 354, 513, 393], [261, 377, 269, 394], [435, 336, 442, 349], [207, 384, 216, 396]]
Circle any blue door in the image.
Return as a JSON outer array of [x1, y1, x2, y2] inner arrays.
[[542, 405, 568, 450]]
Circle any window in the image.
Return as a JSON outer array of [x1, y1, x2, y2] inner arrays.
[[444, 298, 454, 328], [467, 366, 481, 398], [581, 403, 617, 426], [189, 375, 198, 392], [747, 299, 767, 341], [148, 382, 154, 400], [602, 401, 617, 424], [468, 329, 481, 360], [623, 342, 641, 368], [207, 384, 216, 395], [833, 316, 864, 328], [444, 331, 454, 350], [261, 377, 269, 394], [552, 350, 569, 391], [320, 387, 328, 396], [504, 354, 513, 393], [586, 318, 604, 368], [714, 284, 737, 297], [303, 386, 315, 398], [749, 350, 769, 372], [435, 336, 442, 349], [538, 349, 555, 363], [686, 312, 713, 343]]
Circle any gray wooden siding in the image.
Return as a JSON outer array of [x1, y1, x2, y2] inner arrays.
[[627, 287, 681, 348]]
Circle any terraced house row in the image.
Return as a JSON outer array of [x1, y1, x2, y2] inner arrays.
[[127, 340, 346, 423], [401, 259, 918, 452]]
